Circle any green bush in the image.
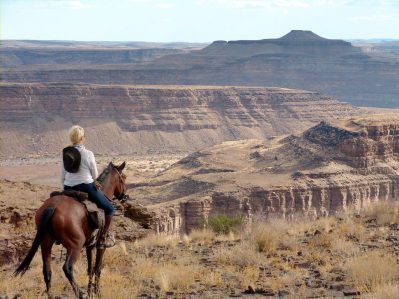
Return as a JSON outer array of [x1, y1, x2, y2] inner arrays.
[[206, 214, 244, 235]]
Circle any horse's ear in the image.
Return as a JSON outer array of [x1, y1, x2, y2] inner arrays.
[[118, 161, 126, 171]]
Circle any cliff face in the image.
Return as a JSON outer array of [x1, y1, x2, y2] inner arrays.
[[0, 82, 358, 158], [128, 116, 399, 234], [3, 31, 399, 108], [1, 48, 185, 67]]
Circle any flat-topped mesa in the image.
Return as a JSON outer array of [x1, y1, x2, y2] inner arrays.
[[205, 30, 353, 50], [279, 30, 326, 41], [303, 117, 399, 168]]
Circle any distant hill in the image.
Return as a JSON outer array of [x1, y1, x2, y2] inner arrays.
[[1, 40, 207, 67], [3, 31, 399, 108], [350, 39, 399, 59]]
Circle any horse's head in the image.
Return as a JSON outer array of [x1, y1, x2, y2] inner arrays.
[[98, 161, 129, 202], [110, 161, 129, 202]]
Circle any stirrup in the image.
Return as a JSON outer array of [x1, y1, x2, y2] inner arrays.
[[97, 232, 115, 249]]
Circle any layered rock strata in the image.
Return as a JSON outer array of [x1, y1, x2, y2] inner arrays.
[[0, 82, 358, 157], [3, 31, 399, 108], [128, 116, 399, 234]]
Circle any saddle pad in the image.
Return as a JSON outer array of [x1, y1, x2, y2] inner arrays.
[[50, 190, 88, 202], [82, 200, 100, 213]]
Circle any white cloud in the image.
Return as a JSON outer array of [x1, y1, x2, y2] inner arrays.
[[33, 0, 92, 10], [203, 0, 339, 9], [350, 14, 398, 22], [127, 0, 175, 8], [203, 0, 399, 9], [156, 2, 176, 8]]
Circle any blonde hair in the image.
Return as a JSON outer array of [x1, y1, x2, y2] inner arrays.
[[69, 125, 85, 145]]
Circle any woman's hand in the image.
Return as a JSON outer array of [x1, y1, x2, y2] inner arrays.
[[94, 181, 102, 189]]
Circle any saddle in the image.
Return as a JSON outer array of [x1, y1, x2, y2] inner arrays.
[[50, 190, 105, 247]]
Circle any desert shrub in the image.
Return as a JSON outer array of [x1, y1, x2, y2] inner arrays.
[[206, 214, 244, 235]]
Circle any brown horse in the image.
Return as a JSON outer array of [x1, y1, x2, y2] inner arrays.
[[14, 161, 128, 298]]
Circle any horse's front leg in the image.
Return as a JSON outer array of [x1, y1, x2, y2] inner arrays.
[[86, 245, 95, 297], [93, 247, 106, 296]]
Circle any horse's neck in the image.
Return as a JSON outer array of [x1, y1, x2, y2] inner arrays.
[[101, 176, 115, 200]]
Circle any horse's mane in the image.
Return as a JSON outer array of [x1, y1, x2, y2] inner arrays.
[[97, 163, 113, 183]]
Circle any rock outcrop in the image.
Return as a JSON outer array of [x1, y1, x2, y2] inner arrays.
[[3, 31, 399, 108], [0, 82, 358, 158], [128, 115, 399, 234]]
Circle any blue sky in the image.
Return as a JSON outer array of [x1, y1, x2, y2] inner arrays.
[[2, 0, 399, 42]]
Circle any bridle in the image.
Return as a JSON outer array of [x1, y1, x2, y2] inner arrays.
[[113, 166, 128, 202]]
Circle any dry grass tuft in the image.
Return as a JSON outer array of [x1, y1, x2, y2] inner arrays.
[[189, 228, 216, 244], [309, 232, 332, 249], [135, 233, 178, 253], [197, 268, 224, 287], [215, 241, 262, 267], [250, 223, 278, 253], [240, 265, 260, 288], [335, 214, 365, 241], [104, 242, 134, 268], [131, 256, 159, 279], [330, 238, 360, 257], [364, 283, 399, 299], [156, 263, 197, 293], [100, 271, 139, 299], [363, 201, 399, 226], [345, 251, 399, 292]]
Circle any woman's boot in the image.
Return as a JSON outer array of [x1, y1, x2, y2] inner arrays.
[[97, 215, 115, 248]]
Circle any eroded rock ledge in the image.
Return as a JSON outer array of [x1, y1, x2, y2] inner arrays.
[[0, 82, 358, 157], [130, 116, 399, 234]]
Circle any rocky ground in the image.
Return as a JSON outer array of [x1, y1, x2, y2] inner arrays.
[[2, 115, 399, 298], [2, 190, 399, 298]]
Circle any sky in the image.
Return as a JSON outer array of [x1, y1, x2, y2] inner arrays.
[[2, 0, 399, 42]]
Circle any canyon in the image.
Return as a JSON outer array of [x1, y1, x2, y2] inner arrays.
[[127, 115, 399, 234], [3, 31, 399, 108], [0, 82, 358, 158]]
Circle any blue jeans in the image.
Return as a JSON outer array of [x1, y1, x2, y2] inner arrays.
[[64, 183, 115, 216]]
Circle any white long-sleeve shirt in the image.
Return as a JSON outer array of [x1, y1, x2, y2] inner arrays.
[[61, 144, 98, 188]]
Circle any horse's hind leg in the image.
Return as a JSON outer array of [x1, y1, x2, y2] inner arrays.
[[63, 248, 84, 299], [41, 233, 55, 297], [86, 246, 95, 297]]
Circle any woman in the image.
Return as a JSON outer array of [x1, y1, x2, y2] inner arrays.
[[61, 125, 115, 248]]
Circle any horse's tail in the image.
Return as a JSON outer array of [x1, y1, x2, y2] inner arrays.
[[14, 206, 56, 276]]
